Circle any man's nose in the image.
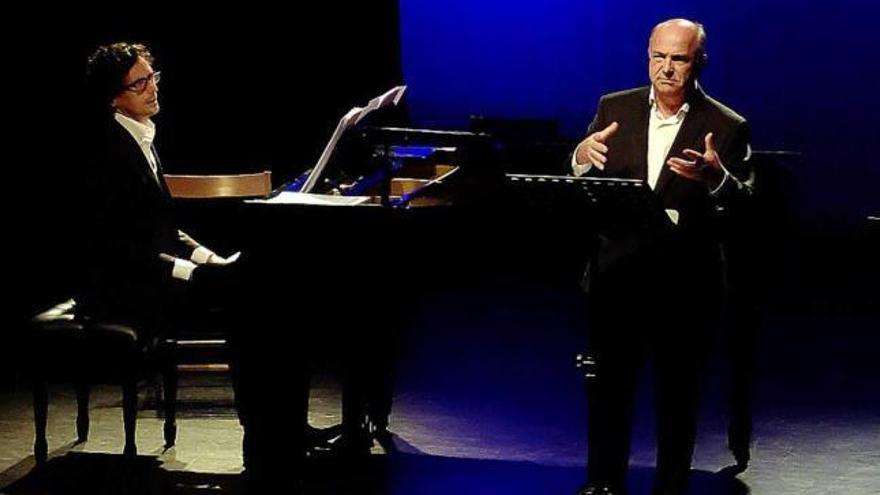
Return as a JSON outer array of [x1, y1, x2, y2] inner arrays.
[[662, 57, 673, 73]]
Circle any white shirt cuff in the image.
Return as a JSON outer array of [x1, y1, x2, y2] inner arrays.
[[172, 259, 198, 281], [190, 246, 215, 264], [571, 145, 592, 177]]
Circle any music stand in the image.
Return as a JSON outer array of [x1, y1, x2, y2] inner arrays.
[[504, 174, 675, 387], [504, 174, 673, 233]]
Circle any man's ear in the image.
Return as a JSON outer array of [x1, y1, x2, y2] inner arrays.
[[694, 51, 708, 76]]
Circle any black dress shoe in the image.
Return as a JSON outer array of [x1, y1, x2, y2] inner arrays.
[[305, 423, 342, 451], [577, 483, 621, 495], [732, 444, 750, 470]]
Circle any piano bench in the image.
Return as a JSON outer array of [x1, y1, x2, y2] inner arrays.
[[25, 299, 178, 464]]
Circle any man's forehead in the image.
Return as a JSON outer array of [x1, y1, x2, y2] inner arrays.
[[650, 26, 698, 52], [125, 57, 153, 82]]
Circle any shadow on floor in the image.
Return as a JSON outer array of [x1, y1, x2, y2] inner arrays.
[[1, 449, 748, 495]]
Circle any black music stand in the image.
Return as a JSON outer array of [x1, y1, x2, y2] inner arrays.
[[504, 173, 673, 233], [504, 173, 675, 399]]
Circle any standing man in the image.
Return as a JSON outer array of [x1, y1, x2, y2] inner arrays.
[[572, 19, 753, 495]]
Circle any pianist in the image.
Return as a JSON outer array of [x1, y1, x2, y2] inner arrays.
[[80, 41, 236, 334], [79, 40, 273, 470]]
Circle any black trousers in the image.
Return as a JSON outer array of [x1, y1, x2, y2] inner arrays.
[[584, 261, 721, 494]]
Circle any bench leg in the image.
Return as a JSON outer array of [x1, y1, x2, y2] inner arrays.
[[122, 380, 138, 457], [75, 383, 90, 443], [163, 361, 178, 448], [33, 381, 48, 465]]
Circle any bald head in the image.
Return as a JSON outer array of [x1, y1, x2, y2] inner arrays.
[[649, 19, 707, 71], [647, 18, 708, 112]]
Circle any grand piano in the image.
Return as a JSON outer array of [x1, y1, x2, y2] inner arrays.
[[163, 120, 512, 463]]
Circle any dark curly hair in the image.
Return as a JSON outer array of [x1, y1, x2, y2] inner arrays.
[[85, 42, 155, 108]]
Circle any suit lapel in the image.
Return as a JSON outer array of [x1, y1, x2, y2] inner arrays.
[[630, 95, 650, 181], [654, 93, 708, 198], [151, 144, 171, 195], [111, 120, 168, 197]]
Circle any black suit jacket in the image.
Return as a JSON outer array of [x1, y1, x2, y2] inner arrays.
[[579, 85, 752, 303], [79, 117, 187, 326]]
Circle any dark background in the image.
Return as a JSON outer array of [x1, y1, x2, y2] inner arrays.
[[6, 2, 878, 393]]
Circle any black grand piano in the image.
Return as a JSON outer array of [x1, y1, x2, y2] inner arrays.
[[161, 121, 491, 476]]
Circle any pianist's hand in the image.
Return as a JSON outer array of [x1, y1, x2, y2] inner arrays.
[[178, 230, 200, 249], [179, 230, 238, 265], [575, 122, 619, 170], [206, 251, 242, 266]]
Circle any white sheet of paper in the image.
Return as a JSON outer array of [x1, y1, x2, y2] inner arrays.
[[247, 191, 370, 206], [299, 85, 407, 192]]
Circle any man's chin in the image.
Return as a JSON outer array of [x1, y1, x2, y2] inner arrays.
[[653, 83, 683, 97]]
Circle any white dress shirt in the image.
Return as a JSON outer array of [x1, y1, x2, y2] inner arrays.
[[114, 112, 161, 184], [646, 87, 688, 190]]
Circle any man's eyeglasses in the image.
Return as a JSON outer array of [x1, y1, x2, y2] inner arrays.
[[124, 71, 161, 94]]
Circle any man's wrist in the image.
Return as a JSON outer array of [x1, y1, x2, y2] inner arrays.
[[191, 246, 216, 264], [571, 146, 592, 176], [172, 258, 198, 281]]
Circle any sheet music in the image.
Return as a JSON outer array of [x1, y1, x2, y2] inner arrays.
[[247, 191, 370, 206], [299, 85, 407, 193]]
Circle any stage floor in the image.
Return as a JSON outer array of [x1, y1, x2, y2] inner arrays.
[[2, 287, 878, 494]]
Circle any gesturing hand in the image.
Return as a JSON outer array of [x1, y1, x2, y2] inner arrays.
[[667, 132, 725, 188], [575, 122, 619, 170]]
